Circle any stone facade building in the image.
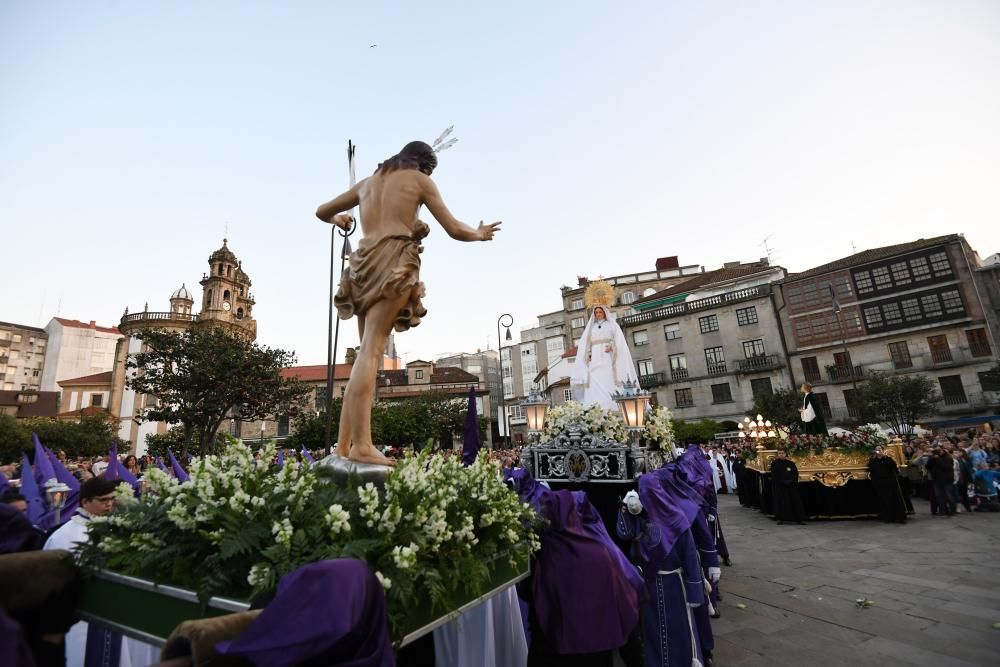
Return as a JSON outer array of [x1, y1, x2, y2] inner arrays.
[[618, 261, 788, 427], [774, 234, 999, 427]]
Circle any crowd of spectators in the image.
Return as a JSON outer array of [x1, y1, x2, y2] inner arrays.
[[903, 430, 1000, 514]]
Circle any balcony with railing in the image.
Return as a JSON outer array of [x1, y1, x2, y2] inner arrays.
[[735, 354, 782, 374], [707, 362, 728, 377], [638, 372, 665, 389], [619, 284, 772, 327], [938, 392, 989, 415], [670, 367, 689, 381], [826, 365, 864, 383], [120, 311, 198, 334]]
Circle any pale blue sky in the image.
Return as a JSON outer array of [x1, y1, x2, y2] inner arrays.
[[2, 1, 998, 364]]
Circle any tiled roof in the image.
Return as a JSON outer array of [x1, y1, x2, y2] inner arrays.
[[377, 370, 409, 386], [429, 367, 479, 384], [562, 346, 578, 359], [0, 321, 47, 334], [0, 391, 60, 418], [780, 234, 960, 282], [546, 377, 571, 389], [378, 386, 488, 399], [281, 364, 354, 383], [634, 264, 774, 305], [53, 318, 121, 335], [58, 371, 113, 387], [56, 406, 110, 418]]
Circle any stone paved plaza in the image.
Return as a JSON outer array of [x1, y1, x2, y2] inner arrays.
[[711, 494, 1000, 666]]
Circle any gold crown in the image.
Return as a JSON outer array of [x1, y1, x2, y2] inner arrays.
[[584, 280, 615, 309]]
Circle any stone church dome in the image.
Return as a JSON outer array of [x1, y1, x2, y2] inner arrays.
[[170, 283, 194, 301]]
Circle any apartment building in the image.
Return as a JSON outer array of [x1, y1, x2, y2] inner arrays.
[[0, 321, 48, 392]]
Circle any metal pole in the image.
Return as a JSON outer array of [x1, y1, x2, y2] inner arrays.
[[324, 141, 358, 455], [497, 314, 513, 448]]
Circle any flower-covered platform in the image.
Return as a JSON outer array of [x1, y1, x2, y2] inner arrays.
[[75, 442, 538, 649]]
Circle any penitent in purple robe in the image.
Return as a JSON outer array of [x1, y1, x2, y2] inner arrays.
[[531, 490, 639, 656], [617, 467, 707, 667], [617, 508, 705, 667], [216, 559, 394, 667]]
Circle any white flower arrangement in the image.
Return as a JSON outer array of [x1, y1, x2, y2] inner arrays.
[[78, 441, 540, 644], [643, 405, 675, 449], [542, 401, 628, 443]]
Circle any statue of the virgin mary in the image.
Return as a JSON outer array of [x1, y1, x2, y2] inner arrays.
[[570, 281, 639, 411]]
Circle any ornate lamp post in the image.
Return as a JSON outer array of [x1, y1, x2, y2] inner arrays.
[[44, 478, 71, 525], [497, 313, 513, 447], [613, 379, 652, 476], [521, 387, 550, 443], [738, 414, 775, 450]]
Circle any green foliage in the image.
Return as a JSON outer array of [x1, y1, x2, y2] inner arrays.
[[853, 372, 938, 436], [126, 327, 310, 455], [0, 414, 30, 464], [76, 443, 540, 644], [144, 426, 229, 460], [285, 399, 342, 450], [371, 391, 482, 450], [749, 387, 802, 431], [0, 414, 123, 464], [671, 418, 725, 444]]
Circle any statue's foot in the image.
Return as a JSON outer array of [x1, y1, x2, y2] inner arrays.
[[348, 447, 397, 467], [335, 442, 351, 458]]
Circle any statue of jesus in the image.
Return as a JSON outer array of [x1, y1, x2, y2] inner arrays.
[[316, 141, 501, 466]]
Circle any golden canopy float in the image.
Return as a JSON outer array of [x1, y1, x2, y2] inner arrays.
[[737, 423, 913, 519]]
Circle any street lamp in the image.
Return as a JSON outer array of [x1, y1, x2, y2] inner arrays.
[[613, 379, 652, 433], [44, 478, 71, 525], [521, 387, 550, 441], [497, 313, 513, 448]]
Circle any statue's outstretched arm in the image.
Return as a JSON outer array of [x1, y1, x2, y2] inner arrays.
[[420, 174, 501, 242], [316, 184, 361, 226]]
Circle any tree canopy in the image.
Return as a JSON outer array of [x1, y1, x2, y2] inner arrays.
[[127, 327, 309, 454]]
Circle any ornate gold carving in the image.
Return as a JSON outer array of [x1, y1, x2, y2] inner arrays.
[[810, 471, 856, 487]]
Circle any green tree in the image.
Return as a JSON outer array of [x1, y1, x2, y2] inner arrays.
[[0, 414, 30, 464], [127, 327, 310, 455], [854, 371, 938, 436], [749, 387, 802, 430], [1, 414, 123, 463], [285, 398, 342, 451], [671, 418, 724, 445]]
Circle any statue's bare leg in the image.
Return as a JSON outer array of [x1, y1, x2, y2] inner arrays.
[[335, 315, 367, 458], [342, 292, 409, 466]]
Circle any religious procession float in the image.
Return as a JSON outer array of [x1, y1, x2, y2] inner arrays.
[[736, 417, 913, 519]]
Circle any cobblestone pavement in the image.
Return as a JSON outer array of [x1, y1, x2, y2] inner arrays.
[[711, 494, 1000, 666]]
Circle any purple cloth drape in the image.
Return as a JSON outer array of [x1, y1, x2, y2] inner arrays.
[[167, 449, 190, 482], [531, 490, 639, 654], [217, 559, 394, 667], [19, 453, 46, 527], [461, 387, 481, 467]]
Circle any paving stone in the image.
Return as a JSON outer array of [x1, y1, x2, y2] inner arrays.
[[713, 494, 1000, 666], [859, 636, 982, 667]]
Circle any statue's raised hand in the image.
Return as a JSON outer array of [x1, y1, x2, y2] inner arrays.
[[477, 220, 502, 241], [330, 213, 355, 231]]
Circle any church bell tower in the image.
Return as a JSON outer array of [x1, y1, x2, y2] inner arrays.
[[198, 239, 257, 339]]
